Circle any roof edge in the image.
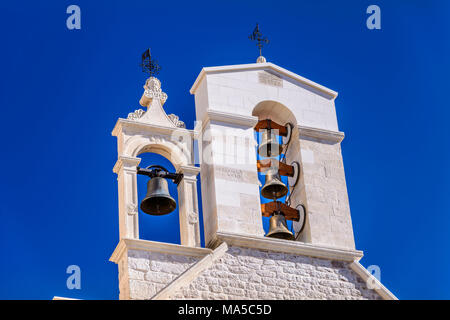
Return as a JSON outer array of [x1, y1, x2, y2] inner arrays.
[[189, 62, 338, 99], [349, 261, 398, 300]]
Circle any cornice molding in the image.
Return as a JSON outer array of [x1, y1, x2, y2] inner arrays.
[[112, 118, 196, 138], [299, 125, 345, 143], [205, 110, 259, 128], [200, 111, 345, 143], [109, 238, 212, 264], [179, 165, 201, 177], [112, 156, 141, 174], [212, 232, 363, 262]]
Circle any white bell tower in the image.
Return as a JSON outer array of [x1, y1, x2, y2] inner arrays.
[[109, 54, 396, 300], [112, 76, 202, 247], [191, 58, 355, 250]]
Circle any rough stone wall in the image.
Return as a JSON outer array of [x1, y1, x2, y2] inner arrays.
[[171, 246, 381, 300], [200, 121, 265, 246], [300, 137, 355, 249], [125, 249, 200, 300]]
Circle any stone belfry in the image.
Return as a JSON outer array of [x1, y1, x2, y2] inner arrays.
[[110, 48, 396, 300]]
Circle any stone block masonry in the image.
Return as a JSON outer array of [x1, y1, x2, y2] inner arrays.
[[109, 61, 397, 301], [126, 245, 382, 300], [171, 246, 381, 300], [126, 250, 201, 300]]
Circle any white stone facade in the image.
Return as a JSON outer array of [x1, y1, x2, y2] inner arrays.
[[298, 137, 355, 248], [112, 77, 201, 247], [126, 250, 199, 300], [110, 238, 387, 300], [110, 60, 397, 300], [192, 62, 354, 250]]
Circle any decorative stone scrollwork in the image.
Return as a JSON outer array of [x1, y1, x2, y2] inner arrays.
[[143, 77, 168, 105], [127, 203, 138, 215], [188, 212, 199, 225], [149, 135, 166, 144], [127, 109, 145, 121], [168, 114, 186, 128]]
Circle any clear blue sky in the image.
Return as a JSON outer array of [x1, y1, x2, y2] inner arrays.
[[0, 0, 449, 300]]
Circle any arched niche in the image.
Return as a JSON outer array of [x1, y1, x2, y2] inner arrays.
[[114, 131, 201, 247], [252, 100, 312, 243]]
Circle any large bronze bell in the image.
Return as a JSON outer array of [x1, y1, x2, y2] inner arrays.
[[266, 211, 295, 240], [140, 177, 177, 215], [261, 169, 288, 199], [258, 130, 283, 158]]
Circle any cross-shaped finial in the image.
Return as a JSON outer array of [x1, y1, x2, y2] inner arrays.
[[140, 48, 161, 77], [249, 24, 269, 57]]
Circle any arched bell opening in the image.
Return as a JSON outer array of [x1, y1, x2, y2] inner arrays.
[[130, 140, 204, 248], [252, 100, 311, 243], [137, 152, 181, 244]]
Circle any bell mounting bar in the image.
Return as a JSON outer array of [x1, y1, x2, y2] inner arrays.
[[254, 119, 288, 136], [261, 201, 300, 222], [257, 159, 294, 176], [137, 165, 184, 186]]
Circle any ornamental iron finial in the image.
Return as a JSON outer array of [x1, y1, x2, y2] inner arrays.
[[249, 24, 269, 58], [140, 48, 161, 77]]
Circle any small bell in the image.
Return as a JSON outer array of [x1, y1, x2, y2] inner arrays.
[[266, 211, 295, 240], [140, 177, 176, 215], [258, 130, 283, 158], [261, 169, 288, 199]]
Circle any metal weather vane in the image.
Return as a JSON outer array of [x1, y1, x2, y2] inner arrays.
[[141, 48, 161, 77], [249, 23, 269, 57]]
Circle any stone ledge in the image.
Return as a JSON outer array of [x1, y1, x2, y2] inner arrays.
[[205, 110, 259, 128], [112, 155, 141, 174], [112, 118, 196, 138], [109, 238, 213, 264], [299, 125, 345, 143], [201, 111, 345, 143], [179, 165, 201, 176], [211, 232, 363, 262]]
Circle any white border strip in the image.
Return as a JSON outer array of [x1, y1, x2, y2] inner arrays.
[[214, 232, 364, 262], [109, 238, 212, 264], [349, 261, 398, 300], [152, 242, 229, 300]]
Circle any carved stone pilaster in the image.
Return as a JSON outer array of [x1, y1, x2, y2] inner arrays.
[[177, 165, 201, 247], [113, 156, 141, 239]]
